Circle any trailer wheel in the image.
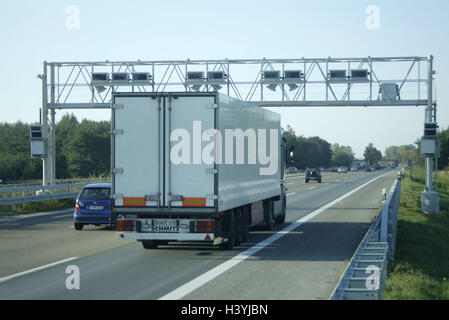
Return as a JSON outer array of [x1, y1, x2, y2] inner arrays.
[[234, 208, 242, 247], [74, 223, 83, 230], [242, 206, 250, 243], [141, 240, 159, 249], [276, 196, 286, 224], [220, 210, 235, 250], [264, 200, 274, 231]]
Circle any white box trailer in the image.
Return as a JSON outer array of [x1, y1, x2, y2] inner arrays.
[[112, 92, 286, 249]]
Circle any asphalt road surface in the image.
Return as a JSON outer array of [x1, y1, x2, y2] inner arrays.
[[0, 169, 398, 299]]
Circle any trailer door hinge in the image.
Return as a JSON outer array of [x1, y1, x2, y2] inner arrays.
[[206, 168, 218, 174], [168, 193, 183, 202], [206, 194, 218, 200], [112, 193, 123, 199], [111, 129, 124, 135], [111, 168, 124, 174], [145, 193, 160, 201], [207, 103, 218, 109], [113, 104, 124, 109]]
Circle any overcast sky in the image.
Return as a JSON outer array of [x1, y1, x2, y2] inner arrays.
[[1, 0, 448, 158]]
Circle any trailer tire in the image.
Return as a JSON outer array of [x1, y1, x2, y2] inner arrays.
[[220, 210, 235, 250], [234, 208, 242, 247], [276, 196, 286, 224], [242, 206, 250, 243], [264, 200, 274, 231], [141, 240, 159, 249]]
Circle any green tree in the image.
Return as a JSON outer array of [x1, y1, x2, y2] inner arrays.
[[0, 114, 111, 182], [283, 125, 333, 169], [437, 126, 449, 170], [331, 143, 354, 167], [364, 143, 382, 165]]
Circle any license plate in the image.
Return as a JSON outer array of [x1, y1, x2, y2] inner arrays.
[[142, 219, 182, 233], [153, 219, 177, 227], [89, 206, 104, 210]]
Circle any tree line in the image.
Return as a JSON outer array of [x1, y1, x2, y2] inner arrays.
[[1, 116, 393, 182], [0, 114, 110, 182], [384, 126, 449, 170], [283, 125, 356, 169]]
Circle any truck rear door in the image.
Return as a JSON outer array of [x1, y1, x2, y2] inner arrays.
[[165, 94, 216, 208], [113, 95, 162, 207]]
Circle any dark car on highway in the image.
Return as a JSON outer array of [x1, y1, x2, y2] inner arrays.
[[73, 183, 112, 230], [285, 167, 299, 174], [305, 168, 321, 183]]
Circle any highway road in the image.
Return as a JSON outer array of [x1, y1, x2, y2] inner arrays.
[[0, 169, 398, 299]]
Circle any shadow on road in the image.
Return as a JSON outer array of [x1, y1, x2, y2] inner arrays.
[[149, 221, 373, 264]]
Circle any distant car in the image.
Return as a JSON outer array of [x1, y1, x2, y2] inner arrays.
[[338, 166, 348, 174], [286, 167, 299, 174], [305, 168, 321, 183], [74, 183, 112, 230], [365, 166, 372, 172], [370, 166, 376, 171], [351, 166, 358, 172]]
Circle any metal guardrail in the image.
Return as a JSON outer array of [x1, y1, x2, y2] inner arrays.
[[330, 178, 401, 300], [0, 183, 89, 206]]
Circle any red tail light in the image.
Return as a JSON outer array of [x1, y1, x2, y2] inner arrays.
[[117, 220, 134, 232], [195, 220, 214, 233], [75, 203, 80, 211]]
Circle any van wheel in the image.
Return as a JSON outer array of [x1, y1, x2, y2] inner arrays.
[[74, 223, 83, 230]]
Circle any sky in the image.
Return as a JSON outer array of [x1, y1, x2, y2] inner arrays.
[[1, 0, 448, 158]]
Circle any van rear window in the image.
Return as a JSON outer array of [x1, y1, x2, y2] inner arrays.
[[79, 188, 110, 200]]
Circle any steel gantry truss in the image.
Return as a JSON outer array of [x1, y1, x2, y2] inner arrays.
[[38, 55, 438, 213]]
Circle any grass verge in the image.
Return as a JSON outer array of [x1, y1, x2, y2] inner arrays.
[[384, 167, 449, 299], [0, 198, 75, 217]]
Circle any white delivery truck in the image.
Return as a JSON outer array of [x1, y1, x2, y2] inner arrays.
[[112, 92, 286, 249]]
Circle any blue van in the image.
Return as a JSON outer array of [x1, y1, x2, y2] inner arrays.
[[73, 183, 112, 230]]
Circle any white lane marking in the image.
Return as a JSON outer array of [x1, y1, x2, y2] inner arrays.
[[325, 183, 329, 185], [287, 192, 296, 196], [158, 171, 393, 300], [308, 186, 316, 190], [0, 257, 79, 284]]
